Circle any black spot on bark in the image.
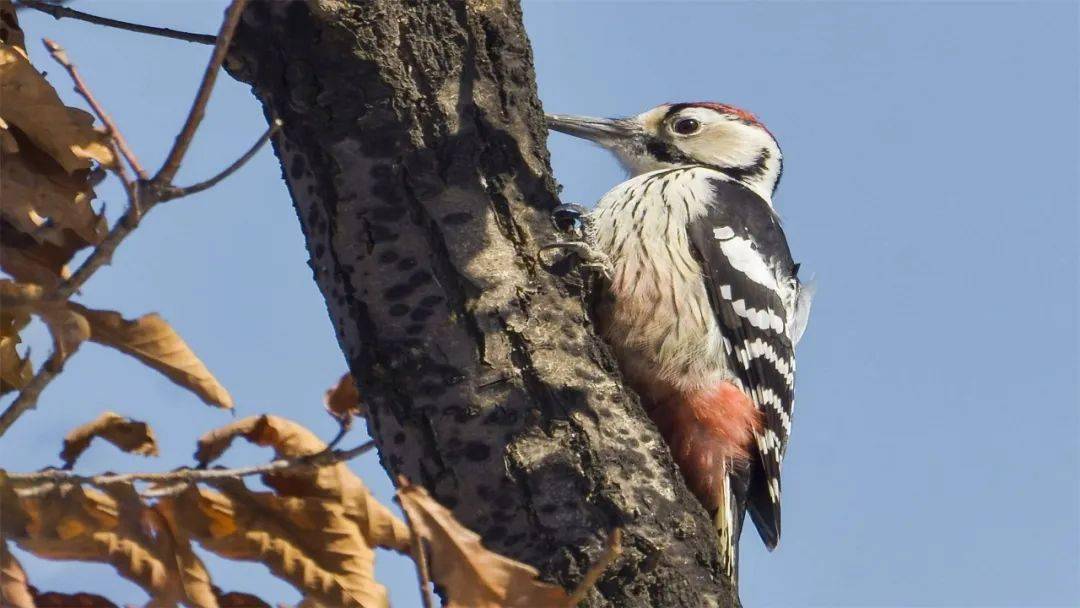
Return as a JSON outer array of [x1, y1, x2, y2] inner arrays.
[[409, 307, 433, 322], [290, 154, 307, 179], [464, 441, 490, 461], [419, 294, 444, 307], [442, 211, 472, 225], [383, 282, 415, 301]]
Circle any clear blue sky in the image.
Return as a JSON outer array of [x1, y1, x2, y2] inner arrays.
[[4, 2, 1077, 606]]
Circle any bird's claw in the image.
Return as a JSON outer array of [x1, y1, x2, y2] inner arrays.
[[539, 240, 613, 282]]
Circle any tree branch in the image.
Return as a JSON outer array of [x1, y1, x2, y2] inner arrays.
[[162, 118, 282, 200], [153, 0, 249, 185], [16, 0, 216, 45], [43, 38, 147, 179], [0, 351, 65, 437], [5, 440, 376, 487]]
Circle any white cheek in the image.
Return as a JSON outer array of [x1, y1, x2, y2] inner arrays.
[[680, 125, 762, 167]]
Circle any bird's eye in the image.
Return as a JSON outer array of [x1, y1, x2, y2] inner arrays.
[[672, 118, 701, 135]]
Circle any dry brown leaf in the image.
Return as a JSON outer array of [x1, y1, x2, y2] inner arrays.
[[70, 303, 233, 409], [167, 481, 390, 608], [0, 2, 109, 305], [28, 587, 120, 608], [0, 279, 89, 362], [0, 220, 86, 287], [0, 278, 42, 304], [60, 411, 160, 469], [0, 472, 29, 537], [195, 415, 411, 553], [0, 306, 32, 395], [213, 588, 272, 608], [324, 372, 364, 422], [147, 505, 220, 608], [0, 42, 112, 251], [397, 481, 572, 608], [0, 44, 115, 172], [6, 480, 215, 607], [0, 133, 109, 246], [10, 483, 172, 598], [38, 304, 90, 361], [0, 1, 26, 51], [1, 542, 35, 608]]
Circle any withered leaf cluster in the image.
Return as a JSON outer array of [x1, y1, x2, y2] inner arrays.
[[3, 410, 618, 606], [0, 0, 232, 421]]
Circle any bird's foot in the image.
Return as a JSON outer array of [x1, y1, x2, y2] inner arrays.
[[539, 240, 613, 282], [542, 203, 611, 282]]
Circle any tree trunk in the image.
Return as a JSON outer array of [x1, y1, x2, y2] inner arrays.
[[227, 1, 737, 605]]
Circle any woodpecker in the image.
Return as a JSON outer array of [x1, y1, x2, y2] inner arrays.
[[546, 102, 812, 576]]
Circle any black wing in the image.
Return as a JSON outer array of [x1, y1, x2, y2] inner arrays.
[[686, 177, 800, 549]]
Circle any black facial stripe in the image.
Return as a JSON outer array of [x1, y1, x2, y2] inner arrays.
[[643, 137, 696, 165], [715, 148, 770, 183]]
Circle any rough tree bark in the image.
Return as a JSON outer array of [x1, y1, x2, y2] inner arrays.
[[227, 1, 738, 606]]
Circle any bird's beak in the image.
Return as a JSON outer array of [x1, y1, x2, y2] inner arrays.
[[545, 114, 639, 144]]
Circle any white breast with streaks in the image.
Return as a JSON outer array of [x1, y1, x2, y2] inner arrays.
[[587, 167, 735, 399]]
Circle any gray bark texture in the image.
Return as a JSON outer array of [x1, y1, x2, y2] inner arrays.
[[227, 1, 738, 606]]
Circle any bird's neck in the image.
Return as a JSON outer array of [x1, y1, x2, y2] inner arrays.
[[712, 144, 782, 204], [625, 143, 783, 204]]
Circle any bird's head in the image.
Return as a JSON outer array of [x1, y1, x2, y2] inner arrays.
[[547, 102, 783, 198]]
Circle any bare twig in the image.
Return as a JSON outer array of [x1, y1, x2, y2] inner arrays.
[[5, 440, 377, 487], [162, 118, 282, 200], [51, 203, 140, 301], [0, 4, 274, 437], [322, 414, 352, 452], [16, 0, 216, 45], [565, 529, 624, 606], [154, 0, 250, 185], [42, 38, 147, 180], [0, 351, 65, 437], [401, 483, 436, 608]]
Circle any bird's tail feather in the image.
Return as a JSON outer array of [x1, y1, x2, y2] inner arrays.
[[715, 466, 750, 583]]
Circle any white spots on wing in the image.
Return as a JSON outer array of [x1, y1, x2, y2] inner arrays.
[[731, 299, 786, 334], [713, 226, 735, 240], [758, 386, 792, 436], [770, 313, 785, 334], [747, 338, 795, 388], [718, 235, 779, 291], [720, 284, 732, 300], [754, 430, 784, 503], [760, 427, 781, 451]]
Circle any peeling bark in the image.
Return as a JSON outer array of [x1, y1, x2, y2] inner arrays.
[[227, 1, 737, 605]]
